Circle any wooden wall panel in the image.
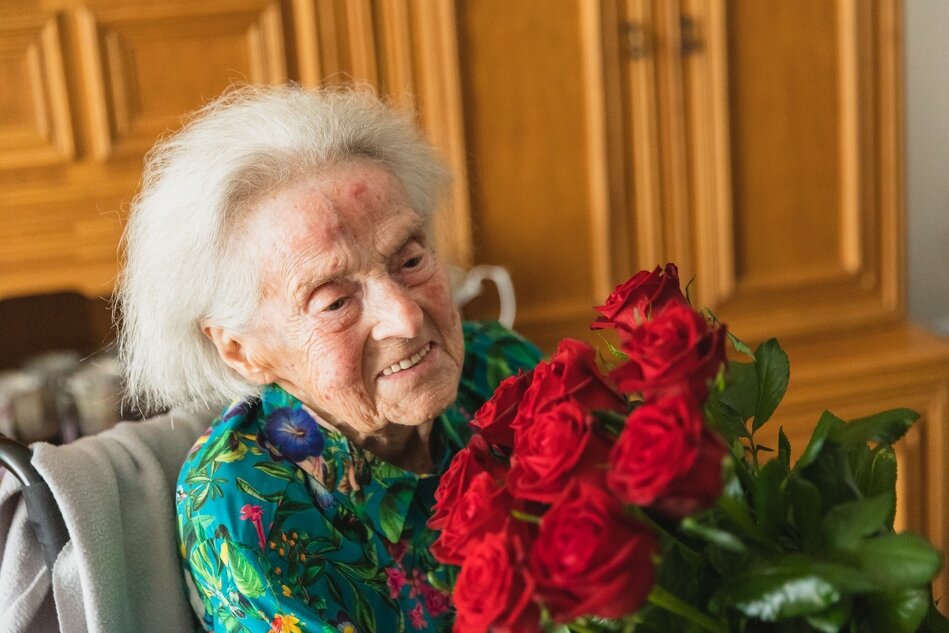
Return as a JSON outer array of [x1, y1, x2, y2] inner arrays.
[[0, 12, 74, 168], [0, 182, 130, 298], [77, 0, 287, 161], [457, 0, 616, 350], [677, 0, 903, 343], [292, 0, 377, 85]]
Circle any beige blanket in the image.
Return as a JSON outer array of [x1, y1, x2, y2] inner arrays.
[[0, 407, 213, 633]]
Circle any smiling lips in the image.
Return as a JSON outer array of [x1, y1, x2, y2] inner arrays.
[[381, 342, 433, 376]]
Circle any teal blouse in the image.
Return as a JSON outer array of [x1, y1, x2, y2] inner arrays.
[[176, 321, 542, 633]]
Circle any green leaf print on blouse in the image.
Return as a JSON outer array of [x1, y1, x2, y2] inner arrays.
[[222, 541, 267, 599]]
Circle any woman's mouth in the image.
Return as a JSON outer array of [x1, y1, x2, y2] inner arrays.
[[381, 342, 433, 376]]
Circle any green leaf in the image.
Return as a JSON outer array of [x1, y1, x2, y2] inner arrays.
[[718, 499, 767, 545], [727, 559, 842, 621], [727, 331, 754, 358], [754, 459, 787, 540], [857, 533, 943, 590], [302, 563, 324, 586], [921, 601, 949, 633], [805, 598, 853, 633], [252, 462, 294, 481], [752, 338, 790, 431], [821, 492, 893, 553], [191, 485, 210, 512], [685, 276, 696, 305], [794, 411, 846, 472], [829, 408, 919, 447], [865, 587, 931, 633], [378, 483, 413, 543], [599, 335, 628, 361], [680, 517, 748, 553], [352, 577, 377, 633], [189, 541, 221, 590], [863, 445, 898, 498], [221, 541, 266, 598], [235, 477, 282, 503], [324, 574, 346, 608], [788, 476, 823, 552], [222, 614, 243, 633], [196, 430, 236, 470], [777, 427, 791, 472], [720, 361, 758, 426], [213, 443, 248, 463]]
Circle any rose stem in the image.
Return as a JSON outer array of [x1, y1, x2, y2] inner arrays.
[[647, 585, 727, 633]]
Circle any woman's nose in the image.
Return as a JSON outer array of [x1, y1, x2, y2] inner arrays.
[[367, 278, 424, 341]]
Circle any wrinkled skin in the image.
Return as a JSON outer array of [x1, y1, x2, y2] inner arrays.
[[205, 161, 464, 470]]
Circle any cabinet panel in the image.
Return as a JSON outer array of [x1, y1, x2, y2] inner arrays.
[[457, 0, 616, 350], [0, 12, 73, 168], [0, 180, 134, 297], [679, 0, 903, 343], [77, 0, 287, 161]]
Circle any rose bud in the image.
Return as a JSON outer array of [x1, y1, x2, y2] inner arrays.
[[590, 263, 687, 331]]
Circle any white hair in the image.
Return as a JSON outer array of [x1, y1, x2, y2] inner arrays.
[[116, 84, 451, 412]]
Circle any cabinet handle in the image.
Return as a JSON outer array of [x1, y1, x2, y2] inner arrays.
[[620, 21, 650, 60], [681, 15, 703, 55]]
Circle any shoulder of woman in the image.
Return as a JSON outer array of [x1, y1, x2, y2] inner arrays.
[[177, 400, 300, 550]]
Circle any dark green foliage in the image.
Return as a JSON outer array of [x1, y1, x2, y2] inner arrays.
[[651, 336, 949, 632]]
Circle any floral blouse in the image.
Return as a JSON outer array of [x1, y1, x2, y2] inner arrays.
[[176, 321, 542, 633]]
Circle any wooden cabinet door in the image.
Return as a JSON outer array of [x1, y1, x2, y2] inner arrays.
[[0, 0, 289, 300]]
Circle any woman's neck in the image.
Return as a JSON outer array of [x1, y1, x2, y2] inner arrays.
[[303, 404, 435, 474], [362, 422, 435, 473]]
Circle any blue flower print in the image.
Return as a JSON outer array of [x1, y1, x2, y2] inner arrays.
[[265, 407, 325, 461]]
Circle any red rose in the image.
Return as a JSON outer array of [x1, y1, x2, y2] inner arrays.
[[429, 435, 504, 530], [507, 399, 610, 503], [530, 481, 657, 621], [607, 396, 727, 518], [610, 302, 726, 401], [453, 530, 541, 633], [590, 264, 687, 331], [514, 340, 625, 431], [431, 471, 512, 565], [471, 371, 533, 448]]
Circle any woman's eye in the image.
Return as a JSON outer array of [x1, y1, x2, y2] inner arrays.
[[324, 298, 346, 311], [403, 255, 423, 269]]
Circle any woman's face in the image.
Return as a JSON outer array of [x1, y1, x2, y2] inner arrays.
[[233, 162, 464, 435]]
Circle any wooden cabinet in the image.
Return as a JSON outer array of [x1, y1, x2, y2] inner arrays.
[[457, 0, 949, 605], [0, 0, 468, 302]]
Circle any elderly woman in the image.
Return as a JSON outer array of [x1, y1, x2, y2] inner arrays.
[[117, 86, 541, 633]]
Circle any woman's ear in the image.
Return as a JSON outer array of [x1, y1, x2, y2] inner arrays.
[[201, 324, 276, 385]]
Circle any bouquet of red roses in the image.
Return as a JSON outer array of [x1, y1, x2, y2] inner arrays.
[[429, 264, 949, 633]]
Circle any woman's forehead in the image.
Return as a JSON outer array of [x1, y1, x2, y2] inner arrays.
[[246, 166, 426, 297]]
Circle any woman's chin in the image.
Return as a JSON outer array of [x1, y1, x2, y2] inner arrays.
[[380, 388, 459, 427]]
